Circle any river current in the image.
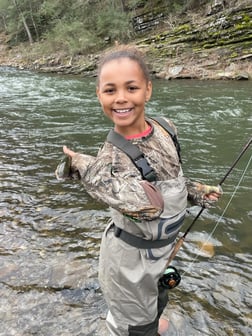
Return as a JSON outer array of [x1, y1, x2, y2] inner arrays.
[[0, 67, 252, 335]]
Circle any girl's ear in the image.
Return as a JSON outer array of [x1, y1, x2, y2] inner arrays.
[[96, 86, 101, 102], [146, 80, 152, 102]]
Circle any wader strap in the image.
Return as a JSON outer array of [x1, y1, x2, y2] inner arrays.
[[106, 117, 182, 182], [113, 224, 176, 249], [107, 130, 157, 182], [150, 117, 182, 164]]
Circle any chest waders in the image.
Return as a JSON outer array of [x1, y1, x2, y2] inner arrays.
[[107, 117, 182, 290]]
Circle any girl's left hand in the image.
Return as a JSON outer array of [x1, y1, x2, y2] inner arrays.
[[203, 185, 223, 202]]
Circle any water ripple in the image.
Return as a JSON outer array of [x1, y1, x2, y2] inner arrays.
[[1, 69, 252, 335]]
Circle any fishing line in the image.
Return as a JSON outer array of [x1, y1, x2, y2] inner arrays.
[[159, 137, 251, 289], [182, 150, 252, 277], [165, 137, 252, 267]]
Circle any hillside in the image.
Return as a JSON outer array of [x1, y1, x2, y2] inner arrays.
[[0, 1, 251, 80]]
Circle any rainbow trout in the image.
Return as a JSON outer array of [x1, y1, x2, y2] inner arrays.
[[55, 155, 77, 180]]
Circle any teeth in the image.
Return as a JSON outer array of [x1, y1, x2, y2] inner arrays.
[[114, 108, 131, 113]]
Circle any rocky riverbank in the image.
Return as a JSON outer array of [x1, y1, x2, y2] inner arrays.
[[0, 2, 251, 80]]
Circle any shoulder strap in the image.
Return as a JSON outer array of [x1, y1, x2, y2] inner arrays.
[[107, 130, 157, 182], [151, 117, 182, 164], [106, 117, 182, 182]]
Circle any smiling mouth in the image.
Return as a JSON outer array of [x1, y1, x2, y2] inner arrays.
[[113, 108, 133, 114]]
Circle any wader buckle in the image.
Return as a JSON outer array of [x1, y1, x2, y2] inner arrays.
[[134, 155, 157, 182]]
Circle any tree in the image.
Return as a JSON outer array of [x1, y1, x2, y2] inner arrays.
[[12, 0, 33, 43]]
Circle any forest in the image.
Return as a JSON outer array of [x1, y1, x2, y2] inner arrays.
[[0, 0, 241, 55], [0, 0, 251, 80]]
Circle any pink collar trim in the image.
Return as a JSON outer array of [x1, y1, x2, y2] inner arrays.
[[125, 123, 152, 140]]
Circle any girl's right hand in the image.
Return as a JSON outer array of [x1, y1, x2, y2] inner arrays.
[[63, 145, 76, 158], [55, 146, 77, 180]]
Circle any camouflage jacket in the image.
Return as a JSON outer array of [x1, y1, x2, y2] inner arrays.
[[56, 117, 216, 225]]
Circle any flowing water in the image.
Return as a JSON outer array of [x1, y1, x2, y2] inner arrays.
[[0, 67, 251, 336]]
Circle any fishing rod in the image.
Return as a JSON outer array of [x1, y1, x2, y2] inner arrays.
[[159, 136, 252, 290]]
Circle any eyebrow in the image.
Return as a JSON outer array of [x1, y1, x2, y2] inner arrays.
[[103, 80, 138, 86]]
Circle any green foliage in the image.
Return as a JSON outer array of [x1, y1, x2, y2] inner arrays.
[[0, 0, 9, 10], [44, 20, 101, 55], [183, 0, 211, 11], [127, 0, 147, 10], [0, 0, 250, 55], [95, 8, 132, 41], [39, 0, 74, 21]]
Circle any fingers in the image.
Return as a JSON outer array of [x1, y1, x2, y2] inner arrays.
[[204, 190, 223, 201], [203, 184, 223, 202], [205, 193, 220, 201], [63, 145, 76, 157]]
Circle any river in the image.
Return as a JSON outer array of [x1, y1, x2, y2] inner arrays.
[[0, 67, 251, 336]]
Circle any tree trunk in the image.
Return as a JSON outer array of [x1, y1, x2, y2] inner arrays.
[[120, 0, 127, 12], [12, 0, 34, 44], [29, 1, 39, 41], [0, 13, 8, 31]]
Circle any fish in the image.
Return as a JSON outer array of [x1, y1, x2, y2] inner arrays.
[[197, 241, 215, 258], [55, 155, 72, 180]]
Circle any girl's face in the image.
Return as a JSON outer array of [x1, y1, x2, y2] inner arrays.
[[96, 58, 152, 137]]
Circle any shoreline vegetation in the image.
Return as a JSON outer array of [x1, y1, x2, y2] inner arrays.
[[0, 1, 251, 80]]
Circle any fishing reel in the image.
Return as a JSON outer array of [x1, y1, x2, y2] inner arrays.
[[159, 266, 181, 290]]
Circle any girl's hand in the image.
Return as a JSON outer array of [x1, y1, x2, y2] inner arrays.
[[203, 185, 223, 202], [55, 146, 78, 180], [63, 145, 76, 158], [204, 191, 222, 202]]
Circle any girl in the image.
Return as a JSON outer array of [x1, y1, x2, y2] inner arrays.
[[56, 45, 221, 336]]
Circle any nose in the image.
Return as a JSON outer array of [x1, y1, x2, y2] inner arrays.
[[115, 89, 127, 103]]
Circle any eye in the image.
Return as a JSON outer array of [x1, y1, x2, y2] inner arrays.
[[128, 86, 138, 92], [103, 87, 115, 94]]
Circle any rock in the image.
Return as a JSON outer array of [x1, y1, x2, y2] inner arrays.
[[215, 71, 235, 79], [215, 70, 250, 80], [168, 65, 184, 76], [235, 72, 249, 80]]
